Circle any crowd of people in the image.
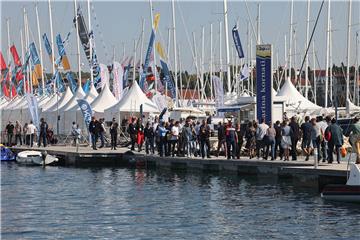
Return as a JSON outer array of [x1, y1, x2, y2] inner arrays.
[[4, 113, 360, 164]]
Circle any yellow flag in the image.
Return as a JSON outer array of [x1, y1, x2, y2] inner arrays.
[[153, 13, 160, 31], [32, 71, 39, 87], [155, 42, 166, 60]]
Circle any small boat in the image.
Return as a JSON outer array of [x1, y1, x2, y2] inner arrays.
[[16, 151, 58, 166], [321, 163, 360, 203], [0, 144, 16, 161]]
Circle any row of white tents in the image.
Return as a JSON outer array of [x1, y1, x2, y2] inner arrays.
[[0, 81, 160, 135], [1, 77, 359, 135]]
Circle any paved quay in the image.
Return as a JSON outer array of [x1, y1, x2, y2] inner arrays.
[[9, 145, 353, 190]]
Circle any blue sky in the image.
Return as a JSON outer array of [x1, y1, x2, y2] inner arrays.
[[1, 0, 360, 74]]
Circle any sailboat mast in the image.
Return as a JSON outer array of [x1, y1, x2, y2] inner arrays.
[[329, 18, 333, 104], [87, 0, 94, 85], [201, 25, 205, 100], [140, 18, 145, 69], [35, 4, 45, 94], [7, 18, 13, 98], [219, 21, 223, 91], [346, 0, 352, 113], [325, 0, 330, 107], [132, 39, 137, 82], [305, 0, 310, 99], [289, 0, 294, 83], [74, 0, 82, 87], [20, 29, 26, 94], [48, 0, 56, 93], [171, 0, 178, 106], [223, 0, 231, 93], [313, 41, 317, 104], [178, 44, 183, 101], [257, 3, 261, 45]]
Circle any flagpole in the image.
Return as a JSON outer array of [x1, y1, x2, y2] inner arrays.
[[346, 0, 352, 115], [25, 12, 33, 95], [192, 32, 200, 105], [48, 0, 56, 93], [289, 0, 294, 84], [305, 0, 310, 99], [167, 28, 171, 62], [140, 18, 145, 71], [87, 0, 94, 85], [313, 40, 317, 104], [171, 0, 178, 106], [132, 38, 137, 82], [23, 8, 30, 94], [35, 4, 45, 95], [201, 25, 205, 101], [6, 18, 12, 98], [223, 0, 231, 93], [210, 23, 213, 101], [74, 0, 82, 88], [219, 21, 223, 92], [324, 0, 330, 107], [149, 0, 157, 93], [257, 3, 261, 45], [20, 29, 26, 94], [178, 44, 183, 102]]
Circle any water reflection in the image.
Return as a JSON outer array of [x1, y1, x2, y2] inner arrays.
[[1, 162, 360, 239]]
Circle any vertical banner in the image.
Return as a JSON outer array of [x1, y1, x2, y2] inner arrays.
[[212, 75, 224, 108], [99, 63, 110, 88], [66, 71, 77, 93], [256, 44, 273, 124], [77, 99, 93, 133], [42, 33, 53, 62], [232, 25, 244, 59], [160, 60, 175, 99], [82, 79, 91, 93], [25, 93, 40, 131], [56, 34, 71, 71], [29, 42, 42, 85], [113, 61, 124, 100]]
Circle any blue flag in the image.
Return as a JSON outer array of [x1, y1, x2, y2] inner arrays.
[[160, 60, 175, 99], [77, 99, 93, 132], [232, 25, 244, 59], [29, 42, 41, 65], [55, 71, 65, 93], [139, 29, 155, 90], [42, 33, 52, 56], [82, 79, 91, 93], [66, 72, 77, 93]]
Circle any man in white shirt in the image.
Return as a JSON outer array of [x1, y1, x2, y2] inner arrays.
[[27, 121, 36, 147], [256, 118, 269, 159], [317, 116, 329, 162], [170, 121, 180, 157]]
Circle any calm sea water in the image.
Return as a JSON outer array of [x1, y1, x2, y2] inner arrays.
[[1, 162, 360, 240]]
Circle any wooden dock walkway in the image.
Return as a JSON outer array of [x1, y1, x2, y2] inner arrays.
[[9, 145, 353, 190]]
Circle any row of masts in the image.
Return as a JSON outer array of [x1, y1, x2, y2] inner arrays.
[[3, 0, 359, 110]]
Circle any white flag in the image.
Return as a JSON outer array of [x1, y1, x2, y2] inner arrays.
[[113, 61, 124, 100], [239, 64, 249, 81]]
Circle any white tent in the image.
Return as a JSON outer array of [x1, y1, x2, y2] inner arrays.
[[104, 81, 159, 120], [91, 84, 117, 118], [43, 87, 73, 112], [348, 99, 360, 112], [277, 78, 321, 113], [40, 92, 64, 111]]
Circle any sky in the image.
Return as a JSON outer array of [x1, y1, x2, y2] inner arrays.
[[1, 0, 360, 74]]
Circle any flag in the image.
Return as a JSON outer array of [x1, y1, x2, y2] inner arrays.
[[100, 63, 109, 88], [123, 62, 131, 88], [82, 79, 91, 93], [113, 61, 124, 100], [66, 72, 77, 93], [160, 60, 175, 99], [56, 34, 71, 71], [232, 25, 244, 59], [0, 51, 6, 71], [212, 75, 224, 108], [10, 45, 21, 66], [77, 99, 93, 132], [153, 13, 160, 31], [42, 33, 54, 63], [29, 42, 42, 81], [155, 42, 166, 60], [25, 94, 40, 132], [139, 29, 156, 90], [239, 64, 249, 81]]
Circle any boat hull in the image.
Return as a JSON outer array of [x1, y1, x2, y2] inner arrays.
[[321, 184, 360, 203], [16, 151, 43, 165]]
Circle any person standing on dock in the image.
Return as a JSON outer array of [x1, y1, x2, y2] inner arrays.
[[110, 118, 119, 150], [347, 117, 360, 164], [5, 121, 14, 146], [216, 121, 227, 158], [289, 116, 300, 161], [157, 121, 168, 157], [14, 121, 22, 146], [38, 118, 48, 147], [226, 121, 237, 160], [301, 116, 313, 161], [326, 118, 343, 164], [127, 117, 137, 151], [317, 116, 328, 162], [170, 121, 180, 157], [98, 119, 106, 148], [27, 121, 36, 148], [23, 123, 29, 146], [144, 122, 155, 154], [200, 120, 211, 159], [311, 118, 322, 163], [281, 120, 292, 161], [236, 123, 244, 159], [274, 121, 283, 160], [265, 122, 276, 160], [89, 117, 98, 150], [256, 118, 269, 159], [136, 118, 145, 152]]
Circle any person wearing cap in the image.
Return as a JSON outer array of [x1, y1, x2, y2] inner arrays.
[[110, 118, 119, 150]]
